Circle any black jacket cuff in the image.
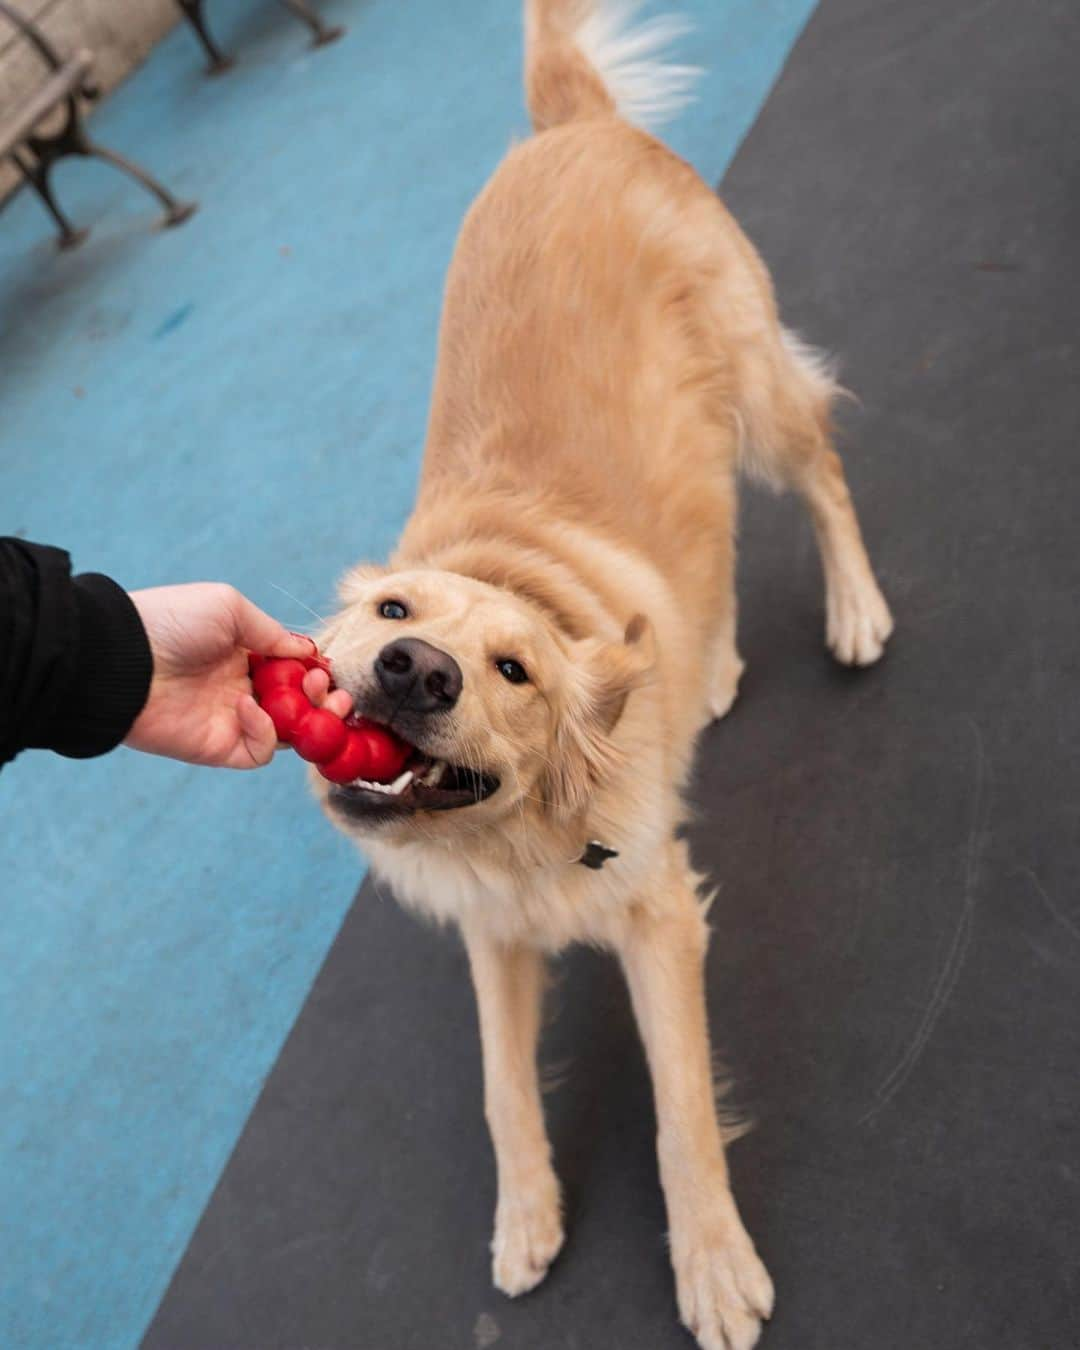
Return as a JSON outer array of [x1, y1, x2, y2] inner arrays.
[[48, 574, 154, 760]]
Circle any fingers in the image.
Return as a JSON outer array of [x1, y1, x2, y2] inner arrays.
[[325, 688, 353, 718], [236, 693, 279, 768], [302, 667, 331, 702], [302, 668, 353, 719]]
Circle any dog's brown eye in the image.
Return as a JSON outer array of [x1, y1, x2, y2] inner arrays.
[[496, 659, 528, 685], [379, 600, 408, 620]]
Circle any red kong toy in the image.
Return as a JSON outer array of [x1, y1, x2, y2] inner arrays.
[[249, 645, 409, 785]]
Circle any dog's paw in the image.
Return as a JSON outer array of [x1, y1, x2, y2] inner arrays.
[[706, 654, 745, 722], [671, 1217, 774, 1350], [826, 574, 894, 667], [492, 1171, 564, 1297]]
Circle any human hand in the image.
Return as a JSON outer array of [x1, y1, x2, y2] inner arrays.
[[125, 583, 351, 769]]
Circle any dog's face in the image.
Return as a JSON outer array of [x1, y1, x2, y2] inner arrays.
[[313, 565, 653, 841]]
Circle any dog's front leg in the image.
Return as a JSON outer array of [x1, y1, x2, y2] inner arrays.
[[616, 873, 774, 1350], [463, 925, 564, 1297]]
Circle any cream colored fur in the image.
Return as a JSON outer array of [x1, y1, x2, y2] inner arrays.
[[312, 4, 893, 1347]]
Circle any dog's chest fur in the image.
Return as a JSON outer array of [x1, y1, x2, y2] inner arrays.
[[365, 777, 675, 950]]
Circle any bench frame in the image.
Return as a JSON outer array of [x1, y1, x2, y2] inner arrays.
[[176, 0, 344, 75], [0, 0, 196, 248]]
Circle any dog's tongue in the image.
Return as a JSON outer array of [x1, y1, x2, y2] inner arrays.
[[317, 717, 410, 785]]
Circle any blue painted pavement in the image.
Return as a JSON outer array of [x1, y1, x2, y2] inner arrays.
[[0, 1, 816, 1345]]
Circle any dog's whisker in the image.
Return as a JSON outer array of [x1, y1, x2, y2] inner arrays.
[[268, 582, 328, 627]]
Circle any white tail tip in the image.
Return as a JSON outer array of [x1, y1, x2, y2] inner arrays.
[[575, 1, 703, 131]]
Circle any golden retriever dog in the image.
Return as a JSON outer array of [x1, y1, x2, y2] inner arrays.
[[313, 3, 892, 1346]]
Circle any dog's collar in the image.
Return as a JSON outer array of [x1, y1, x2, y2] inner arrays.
[[577, 839, 619, 870]]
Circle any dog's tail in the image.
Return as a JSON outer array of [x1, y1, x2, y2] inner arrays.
[[524, 0, 701, 134]]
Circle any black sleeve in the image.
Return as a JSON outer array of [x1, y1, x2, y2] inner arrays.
[[0, 539, 154, 768]]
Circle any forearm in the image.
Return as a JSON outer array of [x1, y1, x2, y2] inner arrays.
[[0, 539, 152, 767]]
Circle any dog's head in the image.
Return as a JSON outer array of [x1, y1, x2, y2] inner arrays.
[[313, 564, 653, 841]]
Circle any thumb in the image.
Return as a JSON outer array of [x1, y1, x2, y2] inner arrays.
[[229, 590, 316, 660]]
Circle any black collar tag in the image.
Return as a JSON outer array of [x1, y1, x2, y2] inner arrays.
[[578, 840, 619, 870]]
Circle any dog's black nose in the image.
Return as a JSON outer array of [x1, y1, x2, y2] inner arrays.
[[375, 638, 463, 713]]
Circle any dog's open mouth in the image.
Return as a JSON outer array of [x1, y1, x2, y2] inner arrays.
[[328, 740, 500, 818]]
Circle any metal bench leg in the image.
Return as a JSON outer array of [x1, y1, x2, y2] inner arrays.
[[175, 0, 234, 73], [79, 140, 197, 229], [10, 147, 89, 249], [279, 0, 344, 47]]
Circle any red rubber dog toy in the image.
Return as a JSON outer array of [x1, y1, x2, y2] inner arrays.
[[249, 642, 409, 785]]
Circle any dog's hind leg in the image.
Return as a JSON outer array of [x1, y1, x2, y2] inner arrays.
[[802, 440, 894, 665], [464, 926, 564, 1297], [738, 329, 893, 666], [704, 531, 744, 723], [616, 851, 773, 1350]]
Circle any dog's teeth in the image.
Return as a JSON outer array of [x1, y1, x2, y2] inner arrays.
[[346, 770, 414, 796], [421, 760, 446, 787]]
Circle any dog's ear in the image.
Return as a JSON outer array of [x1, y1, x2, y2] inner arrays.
[[583, 613, 655, 733], [543, 615, 655, 818], [337, 562, 388, 606]]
